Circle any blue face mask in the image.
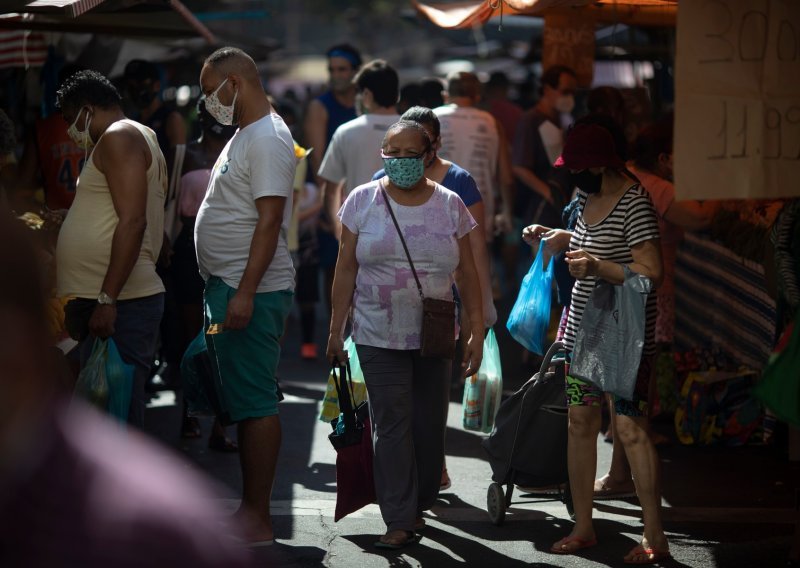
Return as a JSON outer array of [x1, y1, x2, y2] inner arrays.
[[381, 153, 426, 189]]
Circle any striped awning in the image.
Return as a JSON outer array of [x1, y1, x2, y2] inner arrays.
[[2, 0, 108, 18], [0, 16, 47, 69], [413, 0, 678, 29]]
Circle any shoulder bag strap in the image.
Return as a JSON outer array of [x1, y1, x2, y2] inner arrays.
[[380, 183, 424, 301]]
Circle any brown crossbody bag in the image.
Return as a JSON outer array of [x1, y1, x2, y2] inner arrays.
[[381, 185, 456, 360]]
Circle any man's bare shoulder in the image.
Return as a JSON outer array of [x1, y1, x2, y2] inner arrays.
[[101, 120, 150, 151]]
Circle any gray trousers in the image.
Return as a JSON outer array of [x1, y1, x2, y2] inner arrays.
[[356, 345, 451, 533]]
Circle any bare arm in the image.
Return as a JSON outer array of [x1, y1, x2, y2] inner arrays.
[[567, 238, 664, 288], [663, 199, 720, 231], [467, 201, 496, 327], [326, 225, 359, 362], [166, 111, 187, 148], [94, 127, 151, 300], [303, 99, 328, 187], [224, 196, 286, 330], [454, 233, 484, 377]]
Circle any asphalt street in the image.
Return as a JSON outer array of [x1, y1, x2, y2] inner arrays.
[[142, 310, 800, 568]]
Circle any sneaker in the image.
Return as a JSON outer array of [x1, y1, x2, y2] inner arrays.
[[301, 343, 318, 360]]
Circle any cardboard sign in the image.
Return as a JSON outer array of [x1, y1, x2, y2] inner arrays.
[[543, 10, 595, 89], [675, 0, 800, 200]]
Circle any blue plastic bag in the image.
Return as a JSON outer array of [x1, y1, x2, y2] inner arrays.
[[507, 241, 554, 355], [105, 339, 134, 423], [74, 338, 134, 424], [569, 266, 652, 400], [463, 329, 503, 433]]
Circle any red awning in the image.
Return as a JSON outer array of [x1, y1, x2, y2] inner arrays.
[[413, 0, 678, 29]]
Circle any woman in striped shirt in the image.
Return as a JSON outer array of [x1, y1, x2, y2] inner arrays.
[[524, 122, 669, 564]]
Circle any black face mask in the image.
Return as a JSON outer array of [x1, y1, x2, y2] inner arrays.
[[571, 169, 603, 194]]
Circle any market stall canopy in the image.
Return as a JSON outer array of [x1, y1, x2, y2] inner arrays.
[[0, 0, 216, 42], [413, 0, 678, 29]]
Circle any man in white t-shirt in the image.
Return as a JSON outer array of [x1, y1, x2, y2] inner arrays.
[[195, 47, 296, 545], [319, 59, 400, 237], [434, 71, 514, 238]]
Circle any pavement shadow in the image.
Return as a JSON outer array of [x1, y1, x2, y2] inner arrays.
[[425, 494, 694, 567], [303, 461, 338, 493], [443, 425, 492, 460], [341, 527, 543, 567], [250, 542, 327, 567]]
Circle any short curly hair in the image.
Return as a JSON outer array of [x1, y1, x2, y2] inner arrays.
[[56, 70, 122, 113]]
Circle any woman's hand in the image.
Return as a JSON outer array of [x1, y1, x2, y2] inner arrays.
[[565, 249, 599, 279], [461, 328, 484, 378], [541, 229, 572, 256], [326, 332, 347, 365], [522, 224, 552, 247]]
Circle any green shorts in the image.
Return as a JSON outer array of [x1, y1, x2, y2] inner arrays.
[[203, 276, 293, 422]]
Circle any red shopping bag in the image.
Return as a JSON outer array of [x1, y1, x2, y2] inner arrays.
[[328, 362, 376, 521]]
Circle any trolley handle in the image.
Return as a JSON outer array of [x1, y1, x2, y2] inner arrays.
[[535, 341, 565, 384]]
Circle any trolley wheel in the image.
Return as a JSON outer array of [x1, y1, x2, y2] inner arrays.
[[487, 483, 507, 526]]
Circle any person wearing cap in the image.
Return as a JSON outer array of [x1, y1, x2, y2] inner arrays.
[[523, 122, 670, 564], [124, 59, 187, 155]]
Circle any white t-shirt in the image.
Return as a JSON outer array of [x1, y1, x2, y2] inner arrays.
[[318, 113, 400, 196], [195, 114, 296, 293], [433, 105, 499, 233]]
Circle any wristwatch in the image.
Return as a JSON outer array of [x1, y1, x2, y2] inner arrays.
[[97, 292, 116, 306]]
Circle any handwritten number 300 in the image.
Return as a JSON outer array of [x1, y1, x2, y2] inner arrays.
[[700, 1, 798, 64]]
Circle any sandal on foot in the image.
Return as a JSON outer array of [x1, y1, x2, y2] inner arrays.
[[624, 545, 671, 564], [550, 535, 598, 555], [594, 474, 637, 500], [374, 531, 417, 550], [208, 435, 239, 453]]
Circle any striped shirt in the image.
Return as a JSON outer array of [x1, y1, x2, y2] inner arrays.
[[563, 184, 661, 356]]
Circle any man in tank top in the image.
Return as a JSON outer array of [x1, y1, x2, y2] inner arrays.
[[55, 70, 167, 429]]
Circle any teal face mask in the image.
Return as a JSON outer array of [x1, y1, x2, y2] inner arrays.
[[381, 153, 426, 189]]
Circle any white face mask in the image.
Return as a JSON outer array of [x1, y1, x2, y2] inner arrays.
[[205, 78, 237, 126], [67, 107, 94, 150], [555, 94, 575, 114]]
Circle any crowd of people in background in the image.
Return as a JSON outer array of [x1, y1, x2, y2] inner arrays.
[[2, 38, 798, 566]]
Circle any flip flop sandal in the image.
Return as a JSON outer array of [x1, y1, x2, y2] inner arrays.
[[550, 535, 598, 555], [594, 475, 637, 500], [374, 531, 418, 550], [624, 545, 672, 564]]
